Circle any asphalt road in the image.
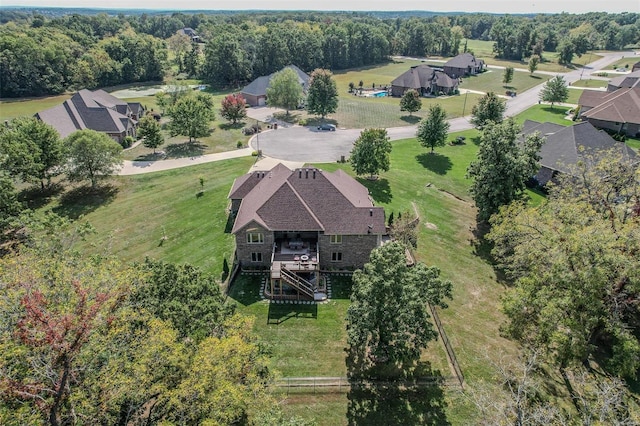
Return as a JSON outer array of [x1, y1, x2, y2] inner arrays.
[[249, 51, 630, 163]]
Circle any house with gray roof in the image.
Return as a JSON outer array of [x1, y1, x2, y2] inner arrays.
[[443, 53, 485, 79], [607, 70, 640, 91], [522, 120, 637, 186], [391, 64, 458, 97], [228, 163, 386, 301], [36, 89, 142, 143], [578, 87, 640, 137], [177, 27, 201, 43], [241, 65, 310, 107]]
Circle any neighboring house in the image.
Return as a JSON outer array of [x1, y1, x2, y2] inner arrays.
[[177, 27, 201, 43], [241, 65, 310, 107], [390, 64, 458, 97], [36, 89, 142, 142], [522, 119, 637, 186], [578, 87, 640, 137], [607, 70, 640, 91], [228, 163, 386, 301], [632, 61, 640, 72], [443, 53, 485, 79]]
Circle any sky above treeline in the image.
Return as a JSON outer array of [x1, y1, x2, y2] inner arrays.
[[1, 0, 637, 14]]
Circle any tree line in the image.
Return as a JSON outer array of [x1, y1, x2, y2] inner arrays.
[[2, 11, 639, 97]]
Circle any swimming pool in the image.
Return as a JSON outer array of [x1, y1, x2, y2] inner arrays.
[[368, 90, 388, 97]]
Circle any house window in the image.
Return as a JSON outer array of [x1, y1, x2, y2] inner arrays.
[[330, 235, 342, 244], [331, 252, 343, 262], [247, 232, 264, 244], [251, 252, 263, 262]]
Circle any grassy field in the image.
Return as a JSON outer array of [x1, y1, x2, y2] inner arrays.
[[566, 88, 584, 105], [512, 104, 572, 125], [461, 69, 548, 94], [0, 94, 71, 121], [605, 56, 639, 70], [569, 79, 608, 88]]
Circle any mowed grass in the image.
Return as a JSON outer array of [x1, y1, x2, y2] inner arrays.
[[0, 94, 71, 121], [513, 104, 573, 125], [569, 79, 608, 88], [566, 88, 584, 105], [605, 56, 639, 70], [53, 157, 256, 278], [461, 69, 549, 94]]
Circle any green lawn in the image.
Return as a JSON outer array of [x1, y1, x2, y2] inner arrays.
[[460, 69, 549, 95], [566, 88, 584, 105], [605, 56, 639, 70], [0, 94, 71, 121], [53, 157, 255, 278], [569, 79, 608, 88], [512, 104, 573, 125]]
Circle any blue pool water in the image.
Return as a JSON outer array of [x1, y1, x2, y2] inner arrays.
[[373, 91, 387, 97]]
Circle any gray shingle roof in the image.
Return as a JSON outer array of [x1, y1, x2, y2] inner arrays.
[[523, 120, 637, 184], [608, 70, 640, 90], [36, 89, 138, 139], [444, 53, 483, 69], [241, 65, 310, 97], [391, 65, 457, 90], [230, 165, 386, 235]]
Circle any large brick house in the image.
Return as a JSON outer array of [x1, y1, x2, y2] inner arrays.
[[391, 64, 458, 97], [36, 89, 143, 143], [228, 163, 386, 300], [578, 87, 640, 137], [443, 53, 485, 79]]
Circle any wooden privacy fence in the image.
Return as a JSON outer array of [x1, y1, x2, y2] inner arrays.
[[429, 303, 465, 388], [274, 376, 459, 394]]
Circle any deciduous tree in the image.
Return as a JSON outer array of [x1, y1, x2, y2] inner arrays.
[[349, 128, 392, 180], [470, 92, 506, 129], [466, 119, 543, 222], [64, 129, 123, 188], [168, 93, 215, 142], [528, 54, 540, 75], [220, 93, 248, 124], [539, 75, 569, 109], [266, 67, 303, 115], [399, 89, 422, 116], [488, 153, 640, 376], [306, 68, 338, 119], [138, 114, 164, 153], [346, 241, 452, 373], [0, 117, 63, 189], [416, 104, 449, 153], [503, 66, 514, 85]]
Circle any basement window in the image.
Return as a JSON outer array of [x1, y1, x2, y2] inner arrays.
[[251, 252, 263, 262], [331, 252, 343, 262]]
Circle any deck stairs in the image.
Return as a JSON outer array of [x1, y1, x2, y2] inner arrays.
[[280, 267, 327, 301]]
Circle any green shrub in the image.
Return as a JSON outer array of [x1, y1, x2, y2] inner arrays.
[[236, 140, 244, 148], [121, 135, 134, 148]]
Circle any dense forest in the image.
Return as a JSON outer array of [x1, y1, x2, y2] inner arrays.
[[1, 9, 639, 97]]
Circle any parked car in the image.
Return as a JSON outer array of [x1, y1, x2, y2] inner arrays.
[[318, 123, 336, 131]]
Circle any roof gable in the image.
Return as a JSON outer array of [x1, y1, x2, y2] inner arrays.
[[581, 88, 640, 125], [444, 53, 480, 69]]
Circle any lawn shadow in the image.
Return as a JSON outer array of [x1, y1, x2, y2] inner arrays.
[[471, 136, 482, 146], [164, 141, 206, 158], [328, 274, 353, 299], [134, 152, 166, 162], [227, 273, 263, 306], [19, 183, 65, 210], [267, 302, 317, 325], [52, 184, 119, 220], [224, 212, 236, 233], [400, 115, 421, 124], [530, 75, 542, 79], [218, 122, 245, 131], [471, 222, 510, 286], [345, 359, 450, 426], [356, 177, 392, 204], [539, 106, 570, 117], [415, 153, 453, 175]]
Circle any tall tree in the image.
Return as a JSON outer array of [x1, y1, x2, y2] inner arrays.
[[168, 93, 215, 142], [528, 54, 540, 75], [503, 66, 514, 86], [349, 128, 392, 180], [133, 259, 234, 342], [346, 241, 452, 373], [0, 117, 63, 189], [0, 172, 23, 233], [539, 75, 569, 109], [466, 119, 544, 223], [399, 89, 422, 116], [65, 129, 123, 188], [219, 93, 248, 124], [488, 153, 640, 376], [306, 68, 338, 119], [470, 92, 506, 129], [557, 38, 575, 65], [266, 67, 303, 116], [138, 114, 164, 153], [416, 104, 449, 154]]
